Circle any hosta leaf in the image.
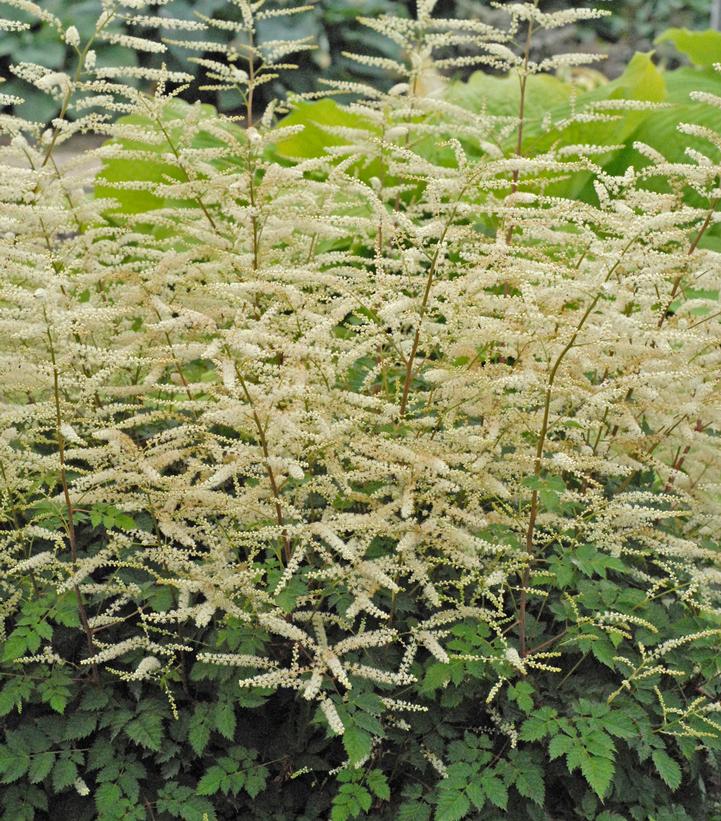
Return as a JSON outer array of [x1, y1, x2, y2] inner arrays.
[[656, 28, 721, 69]]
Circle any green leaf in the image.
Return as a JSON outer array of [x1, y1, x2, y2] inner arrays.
[[157, 784, 218, 821], [579, 753, 615, 799], [343, 725, 373, 766], [652, 748, 682, 791], [274, 99, 376, 161], [2, 634, 27, 661], [125, 713, 163, 751], [514, 764, 545, 806], [95, 782, 123, 814], [519, 707, 557, 742], [422, 662, 452, 694], [213, 701, 236, 740], [480, 772, 508, 810], [656, 28, 721, 69], [52, 756, 78, 791], [434, 789, 470, 821], [548, 733, 574, 760], [63, 712, 97, 740], [188, 703, 212, 756], [244, 764, 268, 799], [28, 751, 55, 784], [508, 681, 534, 713], [398, 801, 431, 821], [196, 765, 225, 796], [603, 710, 638, 740], [367, 769, 390, 801], [466, 781, 485, 810]]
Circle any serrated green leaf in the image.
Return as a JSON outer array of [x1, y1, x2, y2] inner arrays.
[[398, 801, 431, 821], [188, 704, 212, 756], [514, 764, 545, 806], [480, 772, 508, 810], [343, 725, 373, 766], [367, 768, 390, 801], [95, 782, 123, 813], [652, 748, 682, 791], [244, 764, 267, 798], [579, 753, 614, 799], [213, 701, 236, 741], [28, 751, 55, 784], [435, 789, 470, 821], [508, 681, 534, 713], [196, 765, 225, 796], [2, 634, 27, 661], [52, 756, 78, 791], [63, 712, 97, 740], [466, 780, 485, 810], [422, 662, 451, 694], [125, 713, 163, 751], [548, 733, 574, 760]]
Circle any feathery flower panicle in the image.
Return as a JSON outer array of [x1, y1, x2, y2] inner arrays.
[[0, 0, 719, 763]]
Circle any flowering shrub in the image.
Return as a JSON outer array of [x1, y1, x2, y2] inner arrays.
[[0, 1, 720, 819]]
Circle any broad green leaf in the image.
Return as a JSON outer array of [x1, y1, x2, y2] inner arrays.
[[95, 97, 245, 220], [656, 28, 721, 69], [445, 71, 573, 127], [274, 99, 377, 161]]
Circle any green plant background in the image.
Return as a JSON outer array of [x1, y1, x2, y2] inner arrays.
[[0, 0, 714, 123]]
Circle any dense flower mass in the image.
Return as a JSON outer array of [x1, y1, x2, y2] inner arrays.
[[0, 1, 720, 819]]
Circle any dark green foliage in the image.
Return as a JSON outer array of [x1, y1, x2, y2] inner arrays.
[[1, 519, 720, 819]]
